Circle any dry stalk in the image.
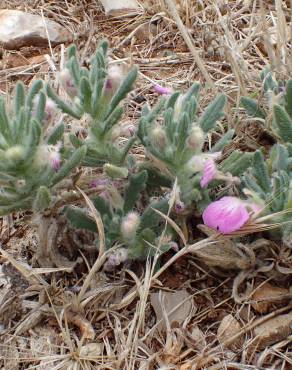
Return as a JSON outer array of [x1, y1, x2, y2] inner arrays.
[[163, 0, 215, 89], [76, 186, 108, 304]]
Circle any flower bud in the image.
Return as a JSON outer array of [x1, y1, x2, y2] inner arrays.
[[104, 164, 128, 179], [121, 211, 140, 239], [32, 95, 57, 126], [104, 63, 125, 101], [150, 127, 167, 149], [187, 126, 205, 151], [111, 124, 136, 141], [173, 94, 184, 121], [104, 248, 129, 271], [5, 145, 25, 162], [59, 68, 78, 98], [34, 143, 61, 171]]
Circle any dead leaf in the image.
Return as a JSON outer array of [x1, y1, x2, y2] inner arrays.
[[253, 312, 292, 349], [251, 282, 290, 313], [79, 342, 103, 357], [189, 325, 206, 351], [65, 311, 95, 340], [150, 290, 194, 333], [217, 314, 243, 349]]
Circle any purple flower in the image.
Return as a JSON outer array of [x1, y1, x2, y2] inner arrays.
[[200, 159, 217, 188], [90, 178, 109, 189], [202, 196, 250, 234], [153, 84, 172, 95]]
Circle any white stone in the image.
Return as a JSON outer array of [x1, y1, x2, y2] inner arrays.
[[0, 9, 72, 50], [99, 0, 141, 15]]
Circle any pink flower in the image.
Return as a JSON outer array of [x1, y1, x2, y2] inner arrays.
[[47, 143, 62, 171], [202, 196, 251, 234], [153, 84, 172, 95], [200, 159, 217, 188], [48, 150, 61, 171]]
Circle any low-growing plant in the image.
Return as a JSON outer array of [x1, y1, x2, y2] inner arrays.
[[138, 85, 253, 212], [240, 68, 292, 148], [0, 79, 86, 215], [66, 171, 176, 266], [47, 42, 138, 169], [242, 145, 292, 246]]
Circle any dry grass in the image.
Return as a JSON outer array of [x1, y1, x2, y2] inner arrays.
[[0, 0, 292, 369]]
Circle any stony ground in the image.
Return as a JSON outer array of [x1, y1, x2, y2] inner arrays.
[[0, 1, 292, 369]]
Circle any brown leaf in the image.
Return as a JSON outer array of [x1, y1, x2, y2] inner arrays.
[[253, 312, 292, 349], [150, 290, 194, 333], [251, 282, 290, 313], [188, 325, 206, 350], [217, 314, 243, 349]]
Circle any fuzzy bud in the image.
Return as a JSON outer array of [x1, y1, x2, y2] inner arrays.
[[104, 248, 129, 271], [150, 126, 167, 149], [32, 95, 57, 126], [173, 94, 184, 121], [104, 63, 125, 101], [59, 68, 78, 98], [120, 211, 140, 239], [5, 145, 25, 162], [187, 126, 205, 151], [104, 164, 128, 179], [111, 124, 136, 141], [34, 143, 61, 171]]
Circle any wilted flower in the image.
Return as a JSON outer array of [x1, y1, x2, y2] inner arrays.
[[202, 196, 260, 234], [153, 83, 172, 95], [121, 211, 140, 239]]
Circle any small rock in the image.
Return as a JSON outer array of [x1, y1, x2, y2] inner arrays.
[[253, 312, 292, 349], [251, 282, 289, 314], [0, 10, 72, 50], [150, 290, 194, 333], [99, 0, 141, 15], [217, 314, 243, 349]]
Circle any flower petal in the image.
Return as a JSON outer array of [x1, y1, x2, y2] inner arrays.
[[200, 159, 217, 188], [153, 84, 172, 95], [202, 196, 250, 233]]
